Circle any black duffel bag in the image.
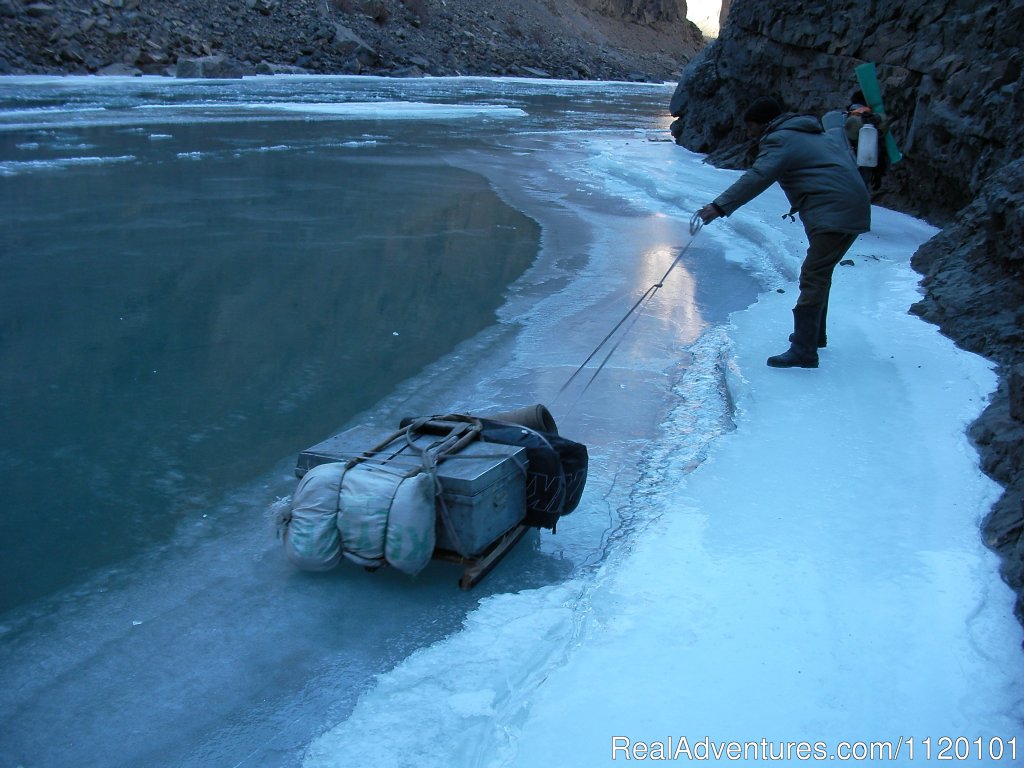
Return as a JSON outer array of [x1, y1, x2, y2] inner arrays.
[[475, 418, 588, 531]]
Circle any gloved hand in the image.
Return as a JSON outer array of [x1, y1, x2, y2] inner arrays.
[[697, 204, 722, 224]]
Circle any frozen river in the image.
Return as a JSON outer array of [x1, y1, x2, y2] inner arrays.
[[0, 75, 761, 767], [4, 74, 1020, 768]]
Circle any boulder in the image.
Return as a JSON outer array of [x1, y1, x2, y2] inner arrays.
[[518, 65, 551, 78], [96, 62, 142, 76], [175, 54, 246, 78], [332, 23, 376, 66], [25, 3, 55, 18], [255, 60, 310, 75], [247, 0, 278, 15]]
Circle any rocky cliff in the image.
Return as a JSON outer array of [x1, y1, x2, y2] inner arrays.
[[0, 0, 704, 81], [670, 0, 1024, 623]]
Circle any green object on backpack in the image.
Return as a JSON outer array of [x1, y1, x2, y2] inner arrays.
[[855, 62, 903, 164]]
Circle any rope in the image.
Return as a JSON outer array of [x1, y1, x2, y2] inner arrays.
[[555, 212, 705, 406], [333, 417, 486, 557], [398, 417, 484, 558]]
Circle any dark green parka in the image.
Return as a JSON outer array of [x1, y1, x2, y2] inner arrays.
[[713, 113, 871, 237]]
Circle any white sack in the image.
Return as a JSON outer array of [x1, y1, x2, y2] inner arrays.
[[384, 472, 436, 575], [283, 462, 344, 572], [336, 465, 400, 568]]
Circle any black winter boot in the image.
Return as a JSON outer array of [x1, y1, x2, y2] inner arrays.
[[769, 304, 822, 368], [790, 297, 828, 348]]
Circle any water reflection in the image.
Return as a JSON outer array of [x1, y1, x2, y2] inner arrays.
[[635, 242, 703, 346], [0, 121, 539, 612]]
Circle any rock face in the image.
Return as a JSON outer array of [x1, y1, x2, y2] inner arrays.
[[671, 0, 1023, 220], [0, 0, 704, 81], [577, 0, 686, 23], [671, 0, 1024, 623]]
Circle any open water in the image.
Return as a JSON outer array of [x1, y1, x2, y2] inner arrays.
[[0, 75, 761, 767]]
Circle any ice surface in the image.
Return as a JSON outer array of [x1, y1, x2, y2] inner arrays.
[[0, 153, 136, 176], [303, 145, 1024, 766], [2, 76, 1020, 768], [0, 74, 659, 133], [0, 77, 748, 767], [132, 100, 528, 120], [238, 101, 528, 119]]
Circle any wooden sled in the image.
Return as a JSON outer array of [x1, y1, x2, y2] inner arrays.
[[296, 418, 530, 588], [434, 523, 530, 589]]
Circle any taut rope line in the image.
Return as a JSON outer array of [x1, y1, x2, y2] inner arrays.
[[556, 212, 705, 406]]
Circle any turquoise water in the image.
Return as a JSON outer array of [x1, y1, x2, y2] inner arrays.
[[0, 75, 761, 768], [1, 114, 538, 612]]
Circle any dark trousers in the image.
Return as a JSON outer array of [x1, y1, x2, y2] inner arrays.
[[797, 231, 858, 307]]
